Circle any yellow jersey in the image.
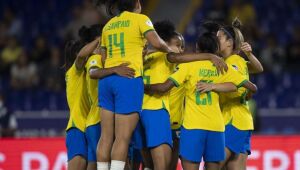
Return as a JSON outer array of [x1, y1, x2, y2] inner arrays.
[[169, 61, 247, 132], [66, 64, 90, 132], [142, 52, 173, 112], [101, 11, 155, 77], [220, 54, 254, 130], [169, 86, 185, 130], [85, 54, 102, 127]]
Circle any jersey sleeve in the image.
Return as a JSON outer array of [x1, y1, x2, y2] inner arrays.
[[100, 27, 106, 49], [138, 14, 155, 36], [168, 63, 190, 87], [85, 55, 103, 71], [214, 64, 247, 87], [227, 57, 248, 80]]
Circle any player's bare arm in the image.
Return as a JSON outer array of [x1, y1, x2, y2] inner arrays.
[[75, 38, 99, 70], [167, 53, 228, 74], [144, 79, 175, 95], [89, 63, 135, 79], [196, 82, 237, 93], [241, 42, 264, 73]]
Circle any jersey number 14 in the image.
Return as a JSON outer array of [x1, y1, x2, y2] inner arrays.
[[108, 32, 125, 58]]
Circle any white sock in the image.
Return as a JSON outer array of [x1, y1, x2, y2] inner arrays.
[[97, 162, 109, 170], [110, 160, 126, 170], [144, 168, 152, 170]]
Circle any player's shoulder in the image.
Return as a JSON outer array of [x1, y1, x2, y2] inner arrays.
[[144, 51, 164, 65], [89, 54, 101, 59], [66, 63, 80, 77], [133, 13, 152, 24], [128, 12, 149, 18], [177, 60, 210, 68], [227, 54, 245, 63], [193, 60, 214, 67], [226, 54, 246, 70], [118, 11, 145, 20]]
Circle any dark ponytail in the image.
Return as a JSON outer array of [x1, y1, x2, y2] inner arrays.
[[64, 40, 84, 72]]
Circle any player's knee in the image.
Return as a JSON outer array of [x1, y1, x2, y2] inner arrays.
[[205, 162, 221, 170], [114, 134, 131, 146], [100, 131, 114, 142]]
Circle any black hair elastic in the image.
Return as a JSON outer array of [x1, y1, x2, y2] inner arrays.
[[220, 27, 234, 40]]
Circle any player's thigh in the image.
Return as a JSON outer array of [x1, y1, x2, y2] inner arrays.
[[141, 148, 153, 169], [239, 153, 248, 170], [100, 108, 114, 137], [170, 135, 180, 170], [220, 147, 233, 168], [181, 159, 200, 170], [114, 113, 139, 141], [68, 156, 86, 170], [205, 162, 221, 170], [87, 162, 97, 170], [226, 153, 248, 170]]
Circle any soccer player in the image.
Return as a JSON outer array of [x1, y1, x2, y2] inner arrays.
[[96, 1, 176, 170], [65, 24, 135, 170], [215, 18, 263, 170], [169, 33, 185, 170], [81, 24, 103, 170], [140, 20, 181, 170], [64, 27, 95, 170], [141, 20, 229, 170], [144, 33, 257, 170]]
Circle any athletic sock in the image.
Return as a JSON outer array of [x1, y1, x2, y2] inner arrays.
[[97, 162, 109, 170], [110, 160, 126, 170]]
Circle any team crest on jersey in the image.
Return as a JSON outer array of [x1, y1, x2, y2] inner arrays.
[[91, 60, 97, 65], [146, 20, 153, 27], [232, 65, 238, 71]]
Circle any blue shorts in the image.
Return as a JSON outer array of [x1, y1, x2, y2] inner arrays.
[[140, 109, 173, 148], [225, 124, 252, 155], [99, 75, 144, 114], [131, 121, 146, 149], [66, 128, 87, 161], [86, 123, 101, 162], [179, 127, 225, 163]]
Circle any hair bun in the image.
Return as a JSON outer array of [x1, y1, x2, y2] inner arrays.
[[93, 0, 108, 6], [232, 17, 242, 29], [202, 21, 220, 34]]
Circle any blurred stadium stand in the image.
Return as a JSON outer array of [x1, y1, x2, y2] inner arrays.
[[0, 0, 300, 137]]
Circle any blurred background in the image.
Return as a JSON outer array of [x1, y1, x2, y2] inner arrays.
[[1, 0, 300, 169], [0, 0, 299, 138]]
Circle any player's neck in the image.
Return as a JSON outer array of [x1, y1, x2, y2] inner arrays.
[[222, 49, 232, 59]]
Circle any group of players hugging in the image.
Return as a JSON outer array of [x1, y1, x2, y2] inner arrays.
[[64, 0, 263, 170]]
